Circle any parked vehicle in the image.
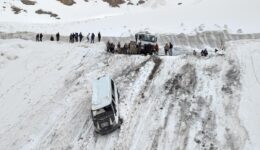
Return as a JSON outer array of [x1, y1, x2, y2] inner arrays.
[[135, 32, 157, 55], [91, 76, 122, 135]]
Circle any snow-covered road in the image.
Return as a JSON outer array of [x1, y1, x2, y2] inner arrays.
[[0, 38, 259, 149]]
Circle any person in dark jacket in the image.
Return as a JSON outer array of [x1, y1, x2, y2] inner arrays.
[[204, 49, 208, 56], [56, 32, 60, 41], [106, 41, 111, 52], [87, 33, 90, 42], [36, 34, 39, 42], [201, 49, 208, 56], [75, 33, 78, 42], [69, 34, 72, 43], [98, 32, 101, 42], [39, 33, 43, 42], [70, 33, 74, 43], [111, 43, 115, 53], [155, 43, 159, 55], [169, 42, 173, 56], [117, 42, 121, 53], [50, 35, 54, 41], [123, 43, 128, 54], [135, 34, 138, 42], [79, 32, 83, 42], [91, 33, 95, 43], [164, 43, 169, 55]]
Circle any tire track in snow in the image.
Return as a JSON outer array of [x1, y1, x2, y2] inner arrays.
[[115, 58, 157, 150], [220, 57, 249, 150]]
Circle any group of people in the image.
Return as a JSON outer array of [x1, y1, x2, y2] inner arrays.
[[69, 32, 101, 43], [36, 32, 102, 43], [193, 49, 209, 56], [106, 41, 160, 55], [106, 41, 132, 54], [36, 33, 43, 42], [69, 32, 84, 43], [50, 32, 60, 41], [201, 49, 208, 56], [106, 41, 116, 53], [164, 42, 173, 56]]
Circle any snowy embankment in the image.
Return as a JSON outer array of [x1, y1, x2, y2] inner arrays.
[[0, 38, 259, 149], [1, 31, 260, 52]]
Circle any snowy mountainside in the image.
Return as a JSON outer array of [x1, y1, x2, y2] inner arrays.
[[0, 39, 259, 149], [1, 0, 260, 35]]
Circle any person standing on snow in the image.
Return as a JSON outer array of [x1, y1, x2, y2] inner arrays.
[[87, 33, 90, 42], [91, 33, 95, 43], [79, 32, 83, 42], [193, 50, 197, 56], [72, 33, 75, 43], [155, 43, 159, 55], [164, 43, 169, 55], [39, 33, 43, 42], [70, 33, 74, 43], [117, 42, 121, 53], [50, 35, 54, 41], [169, 42, 173, 56], [75, 33, 78, 42], [36, 34, 39, 42], [56, 32, 60, 42], [69, 33, 72, 43], [98, 32, 101, 42]]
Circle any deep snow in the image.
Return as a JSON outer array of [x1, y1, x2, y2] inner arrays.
[[0, 38, 259, 149]]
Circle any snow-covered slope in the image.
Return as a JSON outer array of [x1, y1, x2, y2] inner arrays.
[[0, 39, 259, 149], [230, 40, 260, 150], [1, 0, 260, 35]]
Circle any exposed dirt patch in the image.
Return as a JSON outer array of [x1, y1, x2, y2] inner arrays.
[[57, 0, 75, 6], [194, 99, 218, 150], [220, 60, 249, 150], [221, 65, 240, 94], [35, 9, 60, 19], [21, 0, 36, 5], [115, 56, 152, 78], [103, 0, 125, 7], [159, 63, 201, 150], [137, 0, 146, 5], [127, 2, 134, 5], [137, 57, 162, 101], [165, 63, 197, 95], [226, 67, 240, 86], [11, 6, 27, 14]]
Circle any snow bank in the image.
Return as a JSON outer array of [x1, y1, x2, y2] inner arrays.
[[227, 39, 260, 150]]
